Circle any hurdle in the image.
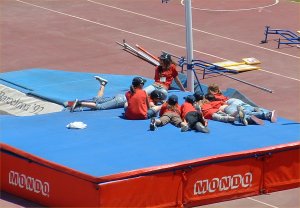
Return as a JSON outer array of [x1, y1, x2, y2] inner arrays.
[[261, 26, 300, 48]]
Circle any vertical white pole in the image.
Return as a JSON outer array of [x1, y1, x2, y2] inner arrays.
[[185, 0, 194, 92]]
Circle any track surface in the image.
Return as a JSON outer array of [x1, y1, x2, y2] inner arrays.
[[1, 0, 299, 207]]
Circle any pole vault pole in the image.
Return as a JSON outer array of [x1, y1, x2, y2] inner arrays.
[[163, 0, 195, 92], [184, 0, 194, 92]]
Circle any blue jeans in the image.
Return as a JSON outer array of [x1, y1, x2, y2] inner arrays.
[[225, 98, 270, 120], [93, 94, 126, 110]]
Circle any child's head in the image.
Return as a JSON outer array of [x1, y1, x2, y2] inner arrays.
[[159, 53, 172, 68], [194, 91, 204, 102], [205, 93, 216, 102], [132, 77, 146, 88], [184, 95, 196, 104], [167, 94, 178, 106], [150, 90, 164, 101], [208, 83, 221, 94]]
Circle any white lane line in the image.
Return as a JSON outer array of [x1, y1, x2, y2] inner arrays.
[[260, 69, 300, 81], [247, 197, 280, 208], [86, 0, 299, 60], [14, 0, 227, 61], [15, 0, 300, 82], [180, 0, 280, 12]]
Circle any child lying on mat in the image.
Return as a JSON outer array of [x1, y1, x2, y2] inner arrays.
[[149, 94, 189, 132], [66, 76, 127, 112], [181, 95, 209, 133], [206, 83, 277, 124], [192, 91, 247, 125]]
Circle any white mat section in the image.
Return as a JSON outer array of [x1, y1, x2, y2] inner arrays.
[[0, 84, 63, 116]]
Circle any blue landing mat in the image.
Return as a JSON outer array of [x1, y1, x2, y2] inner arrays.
[[0, 68, 256, 106], [1, 68, 299, 178], [1, 107, 299, 177], [0, 68, 156, 105]]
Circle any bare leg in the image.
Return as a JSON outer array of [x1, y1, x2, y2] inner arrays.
[[94, 76, 108, 97], [79, 101, 97, 109], [97, 85, 105, 97]]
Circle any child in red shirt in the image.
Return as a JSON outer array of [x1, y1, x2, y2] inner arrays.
[[144, 53, 186, 100], [149, 94, 188, 132], [181, 95, 209, 133], [124, 77, 160, 120]]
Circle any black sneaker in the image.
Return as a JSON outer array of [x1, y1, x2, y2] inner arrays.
[[248, 115, 264, 125], [194, 122, 210, 133], [94, 76, 108, 86], [70, 99, 79, 112], [181, 124, 189, 132], [150, 118, 157, 131], [237, 106, 248, 126]]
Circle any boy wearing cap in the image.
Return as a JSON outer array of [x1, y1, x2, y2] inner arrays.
[[181, 95, 209, 133], [150, 94, 188, 132], [143, 53, 186, 100], [124, 77, 161, 120]]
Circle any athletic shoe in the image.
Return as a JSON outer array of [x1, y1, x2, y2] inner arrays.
[[149, 118, 157, 131], [94, 76, 108, 86], [267, 110, 277, 123], [64, 101, 75, 108], [70, 99, 79, 112], [248, 115, 264, 125], [237, 106, 248, 126], [181, 124, 189, 132], [194, 122, 210, 133]]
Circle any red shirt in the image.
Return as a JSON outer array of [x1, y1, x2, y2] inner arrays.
[[213, 92, 228, 102], [154, 64, 178, 89], [201, 101, 224, 119], [125, 89, 148, 120], [159, 102, 181, 117], [181, 102, 196, 119]]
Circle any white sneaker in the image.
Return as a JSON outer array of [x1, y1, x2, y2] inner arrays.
[[94, 76, 108, 86]]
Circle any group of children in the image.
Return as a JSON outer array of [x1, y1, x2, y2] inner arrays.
[[66, 53, 277, 133]]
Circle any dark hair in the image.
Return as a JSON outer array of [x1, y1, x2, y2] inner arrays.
[[158, 53, 173, 74], [130, 77, 146, 94], [205, 93, 216, 101], [194, 91, 204, 101], [184, 95, 196, 104], [167, 94, 178, 106], [132, 77, 146, 87], [150, 90, 163, 100]]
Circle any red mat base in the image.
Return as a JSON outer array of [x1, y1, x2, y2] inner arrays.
[[1, 143, 299, 207]]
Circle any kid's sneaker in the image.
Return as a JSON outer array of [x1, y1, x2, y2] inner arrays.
[[194, 122, 210, 133], [149, 118, 157, 131], [94, 76, 108, 86], [248, 115, 264, 125], [237, 106, 248, 126], [181, 124, 189, 132], [70, 99, 80, 112]]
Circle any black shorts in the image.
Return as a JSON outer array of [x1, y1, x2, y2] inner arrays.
[[185, 111, 203, 128]]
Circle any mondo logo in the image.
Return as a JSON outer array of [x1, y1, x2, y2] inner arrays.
[[8, 170, 50, 197], [194, 172, 253, 195]]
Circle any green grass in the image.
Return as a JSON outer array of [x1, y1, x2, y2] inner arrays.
[[290, 0, 300, 2]]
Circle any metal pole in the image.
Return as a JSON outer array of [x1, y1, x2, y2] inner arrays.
[[185, 0, 194, 92]]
